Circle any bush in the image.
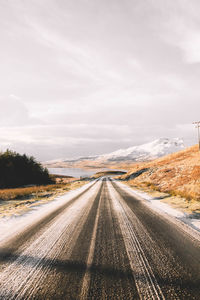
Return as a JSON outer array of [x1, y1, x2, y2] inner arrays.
[[0, 150, 54, 188]]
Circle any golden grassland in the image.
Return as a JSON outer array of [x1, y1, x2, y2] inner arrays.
[[0, 179, 88, 218], [0, 184, 65, 201], [121, 144, 200, 202], [125, 181, 200, 216], [0, 175, 77, 201]]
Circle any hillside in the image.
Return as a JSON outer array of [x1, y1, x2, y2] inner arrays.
[[121, 144, 200, 201]]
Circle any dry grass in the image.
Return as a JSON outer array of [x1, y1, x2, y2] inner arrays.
[[122, 144, 200, 201], [0, 176, 85, 201], [125, 181, 200, 217], [0, 180, 88, 218], [0, 184, 66, 201]]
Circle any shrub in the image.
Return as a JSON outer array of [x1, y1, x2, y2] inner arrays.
[[0, 149, 54, 188]]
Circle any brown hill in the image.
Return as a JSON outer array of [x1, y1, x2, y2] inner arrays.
[[121, 145, 200, 201]]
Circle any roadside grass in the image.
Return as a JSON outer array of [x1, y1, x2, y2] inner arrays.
[[125, 181, 200, 217], [120, 144, 200, 217], [0, 180, 89, 218], [121, 145, 200, 202], [0, 180, 88, 201], [0, 184, 66, 201]]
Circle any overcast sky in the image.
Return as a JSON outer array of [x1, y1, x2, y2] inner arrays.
[[0, 0, 200, 161]]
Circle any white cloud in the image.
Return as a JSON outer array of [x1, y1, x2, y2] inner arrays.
[[0, 0, 199, 160], [179, 31, 200, 63], [158, 1, 200, 64], [0, 95, 41, 126]]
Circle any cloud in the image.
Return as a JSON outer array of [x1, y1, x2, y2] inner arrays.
[[0, 123, 132, 160], [0, 0, 199, 160], [157, 0, 200, 64], [177, 31, 200, 63], [0, 95, 41, 126]]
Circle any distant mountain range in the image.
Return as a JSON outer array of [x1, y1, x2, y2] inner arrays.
[[45, 138, 185, 168]]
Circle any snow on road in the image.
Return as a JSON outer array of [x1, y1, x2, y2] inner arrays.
[[0, 181, 96, 246], [113, 180, 200, 235], [107, 181, 165, 300], [0, 180, 102, 299]]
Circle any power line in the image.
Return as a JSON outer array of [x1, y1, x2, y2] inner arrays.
[[193, 121, 200, 151]]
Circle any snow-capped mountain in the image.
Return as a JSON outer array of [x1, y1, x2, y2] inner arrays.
[[45, 138, 185, 167], [96, 138, 185, 162]]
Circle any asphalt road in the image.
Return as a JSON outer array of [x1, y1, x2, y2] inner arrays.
[[0, 178, 199, 299]]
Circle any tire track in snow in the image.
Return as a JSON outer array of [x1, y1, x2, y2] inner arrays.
[[0, 181, 102, 299], [107, 180, 165, 300], [80, 181, 103, 299], [0, 180, 98, 254], [86, 180, 138, 299], [110, 179, 200, 299], [34, 181, 104, 299]]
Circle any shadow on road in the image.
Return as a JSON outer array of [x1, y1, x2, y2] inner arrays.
[[0, 248, 133, 280], [0, 248, 199, 293]]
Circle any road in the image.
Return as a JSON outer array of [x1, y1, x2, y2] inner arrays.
[[0, 178, 199, 299]]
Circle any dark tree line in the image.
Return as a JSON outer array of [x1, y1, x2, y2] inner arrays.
[[0, 150, 54, 188]]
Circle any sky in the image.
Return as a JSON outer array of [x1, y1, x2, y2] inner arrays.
[[0, 0, 200, 161]]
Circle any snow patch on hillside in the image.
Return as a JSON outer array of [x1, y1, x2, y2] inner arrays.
[[97, 138, 185, 162], [45, 138, 185, 165]]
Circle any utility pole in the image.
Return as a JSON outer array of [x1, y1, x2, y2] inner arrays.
[[193, 121, 200, 151]]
